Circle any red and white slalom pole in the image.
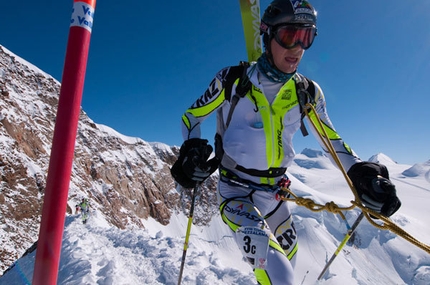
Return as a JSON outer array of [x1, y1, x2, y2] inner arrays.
[[32, 1, 96, 284]]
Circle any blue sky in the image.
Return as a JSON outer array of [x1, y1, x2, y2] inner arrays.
[[1, 0, 429, 165]]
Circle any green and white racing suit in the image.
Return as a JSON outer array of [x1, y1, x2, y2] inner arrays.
[[181, 62, 361, 285]]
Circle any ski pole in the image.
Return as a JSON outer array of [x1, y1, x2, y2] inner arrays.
[[317, 212, 365, 280], [177, 183, 200, 285]]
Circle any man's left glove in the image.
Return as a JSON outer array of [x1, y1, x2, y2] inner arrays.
[[347, 162, 401, 217], [170, 138, 220, 188]]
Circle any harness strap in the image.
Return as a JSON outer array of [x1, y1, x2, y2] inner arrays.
[[236, 164, 287, 178], [220, 167, 282, 193]]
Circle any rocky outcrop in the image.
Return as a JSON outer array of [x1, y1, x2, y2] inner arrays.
[[0, 45, 219, 274]]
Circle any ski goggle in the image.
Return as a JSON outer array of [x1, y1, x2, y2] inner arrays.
[[273, 24, 317, 50]]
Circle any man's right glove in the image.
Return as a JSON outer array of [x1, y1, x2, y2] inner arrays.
[[170, 138, 220, 188], [347, 162, 401, 217]]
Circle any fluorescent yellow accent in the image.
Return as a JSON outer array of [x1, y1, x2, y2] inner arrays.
[[254, 268, 271, 285], [308, 110, 341, 140], [182, 78, 225, 131], [248, 79, 298, 184], [343, 142, 353, 155], [219, 201, 240, 231], [223, 215, 240, 231], [263, 177, 275, 185], [239, 0, 262, 62], [253, 238, 297, 284], [287, 242, 298, 260], [269, 237, 285, 255], [186, 89, 225, 118], [181, 114, 191, 129], [182, 214, 193, 251]]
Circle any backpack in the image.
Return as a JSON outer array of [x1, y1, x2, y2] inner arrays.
[[223, 61, 316, 136]]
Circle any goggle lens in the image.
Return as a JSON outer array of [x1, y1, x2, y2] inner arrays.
[[275, 25, 316, 50]]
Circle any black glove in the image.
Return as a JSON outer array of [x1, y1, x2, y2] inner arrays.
[[347, 162, 401, 217], [170, 138, 220, 188]]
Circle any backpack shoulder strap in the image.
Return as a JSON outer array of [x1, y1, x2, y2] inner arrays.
[[215, 62, 252, 162], [225, 61, 252, 127], [295, 74, 316, 137]]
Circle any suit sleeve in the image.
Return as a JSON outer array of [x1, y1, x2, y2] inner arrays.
[[181, 67, 230, 140]]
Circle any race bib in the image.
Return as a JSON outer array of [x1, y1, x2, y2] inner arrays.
[[236, 226, 270, 269]]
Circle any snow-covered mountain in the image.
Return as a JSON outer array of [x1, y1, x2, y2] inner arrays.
[[1, 44, 430, 284], [0, 44, 218, 274]]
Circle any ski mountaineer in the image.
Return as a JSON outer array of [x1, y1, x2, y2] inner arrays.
[[76, 198, 90, 224], [171, 0, 401, 284]]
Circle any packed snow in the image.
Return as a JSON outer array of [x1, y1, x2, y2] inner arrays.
[[1, 150, 429, 285]]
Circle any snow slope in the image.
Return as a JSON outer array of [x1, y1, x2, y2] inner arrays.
[[1, 151, 430, 285]]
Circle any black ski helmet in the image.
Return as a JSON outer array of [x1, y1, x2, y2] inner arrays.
[[260, 0, 317, 37]]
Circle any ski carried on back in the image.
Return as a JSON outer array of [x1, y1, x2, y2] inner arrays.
[[238, 0, 262, 62]]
